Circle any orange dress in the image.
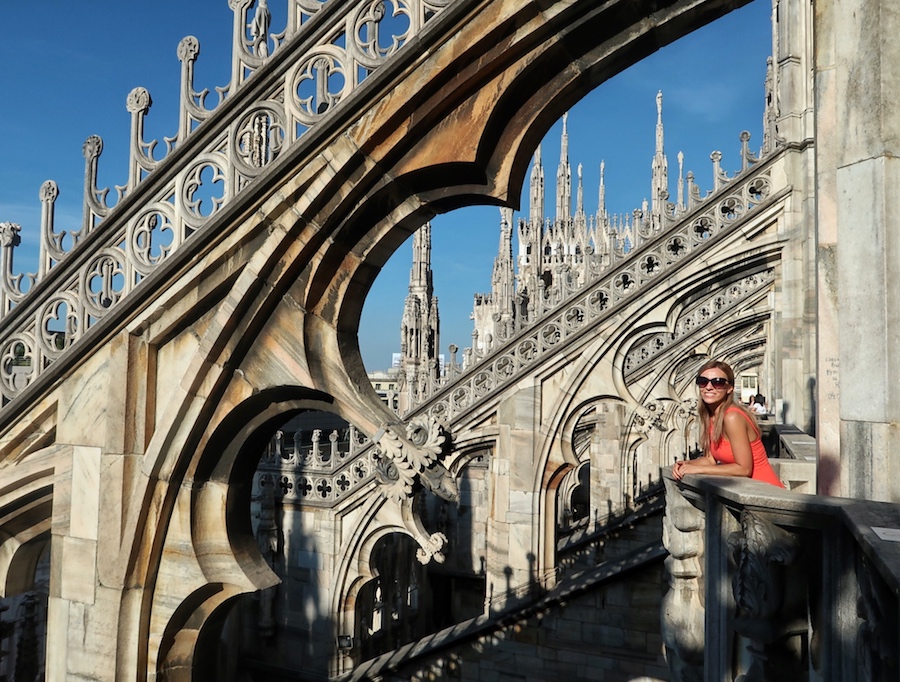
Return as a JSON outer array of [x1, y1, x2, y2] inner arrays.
[[708, 407, 785, 488]]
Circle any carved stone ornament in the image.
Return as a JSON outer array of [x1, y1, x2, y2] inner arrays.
[[373, 417, 458, 503], [676, 397, 697, 420], [661, 477, 706, 682], [633, 400, 668, 435], [728, 509, 798, 623], [727, 509, 800, 680], [0, 222, 21, 248], [399, 495, 449, 566]]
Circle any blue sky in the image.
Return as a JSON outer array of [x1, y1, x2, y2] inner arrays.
[[0, 0, 772, 372]]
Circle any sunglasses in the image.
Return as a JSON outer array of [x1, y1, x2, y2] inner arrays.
[[696, 376, 730, 388]]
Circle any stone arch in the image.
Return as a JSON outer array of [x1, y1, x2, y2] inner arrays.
[[3, 532, 50, 597], [428, 444, 492, 587], [107, 1, 773, 675], [0, 449, 59, 599], [545, 397, 631, 565], [156, 584, 242, 682], [540, 461, 574, 575], [302, 0, 763, 412], [154, 387, 355, 678], [556, 460, 590, 531], [332, 503, 435, 667], [0, 448, 59, 681], [190, 388, 343, 586], [350, 531, 431, 662]]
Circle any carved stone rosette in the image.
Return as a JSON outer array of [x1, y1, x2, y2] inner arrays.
[[633, 399, 668, 435], [373, 416, 458, 504]]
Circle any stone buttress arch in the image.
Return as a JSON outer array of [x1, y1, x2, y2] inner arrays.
[[153, 387, 349, 677], [95, 1, 766, 678]]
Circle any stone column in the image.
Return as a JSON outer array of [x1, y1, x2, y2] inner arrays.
[[485, 383, 540, 612], [815, 0, 900, 501], [773, 0, 817, 436], [46, 446, 111, 680], [589, 402, 625, 525]]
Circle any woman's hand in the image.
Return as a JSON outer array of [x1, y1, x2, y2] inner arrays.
[[672, 456, 714, 480]]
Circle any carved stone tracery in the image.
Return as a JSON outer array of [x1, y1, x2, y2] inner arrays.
[[0, 0, 455, 408]]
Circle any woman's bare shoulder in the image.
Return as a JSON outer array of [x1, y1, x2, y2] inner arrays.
[[723, 407, 749, 430], [723, 405, 744, 420]]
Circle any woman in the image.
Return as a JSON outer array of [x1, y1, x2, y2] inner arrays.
[[672, 360, 784, 487]]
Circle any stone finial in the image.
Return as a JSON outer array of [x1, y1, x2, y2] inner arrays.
[[82, 135, 103, 160], [177, 36, 200, 63], [126, 87, 152, 115], [0, 222, 21, 248], [40, 180, 59, 203]]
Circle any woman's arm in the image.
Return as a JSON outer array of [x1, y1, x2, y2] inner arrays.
[[672, 452, 717, 480], [672, 411, 753, 480]]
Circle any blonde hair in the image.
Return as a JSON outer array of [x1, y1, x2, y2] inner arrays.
[[696, 360, 759, 453]]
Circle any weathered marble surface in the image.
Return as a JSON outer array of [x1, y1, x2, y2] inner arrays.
[[0, 0, 897, 679]]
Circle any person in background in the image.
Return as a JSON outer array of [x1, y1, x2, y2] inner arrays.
[[672, 360, 784, 487], [753, 390, 767, 410]]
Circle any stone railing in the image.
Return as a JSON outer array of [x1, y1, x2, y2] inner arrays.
[[662, 468, 900, 681], [0, 0, 453, 407], [412, 133, 781, 405], [413, 149, 787, 422], [254, 424, 375, 505]]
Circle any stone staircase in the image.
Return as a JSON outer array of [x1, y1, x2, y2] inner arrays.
[[337, 522, 668, 681]]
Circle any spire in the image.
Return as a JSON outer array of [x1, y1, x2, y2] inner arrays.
[[472, 209, 516, 357], [655, 90, 664, 155], [530, 144, 544, 225], [650, 91, 668, 221], [409, 221, 432, 297], [401, 222, 440, 393], [492, 207, 515, 319], [598, 160, 606, 218], [576, 163, 584, 219], [556, 113, 571, 222]]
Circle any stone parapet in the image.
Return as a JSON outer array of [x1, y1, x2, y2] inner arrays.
[[662, 468, 900, 681]]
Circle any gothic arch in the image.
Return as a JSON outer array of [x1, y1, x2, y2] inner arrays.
[[0, 447, 60, 598], [537, 395, 629, 571], [95, 1, 772, 676], [156, 584, 242, 681], [1, 532, 50, 598], [556, 460, 590, 530], [331, 494, 442, 664], [149, 387, 352, 677], [306, 0, 764, 413], [190, 388, 345, 587]]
